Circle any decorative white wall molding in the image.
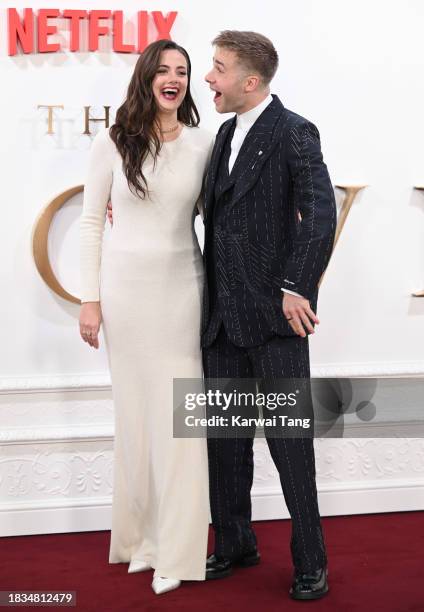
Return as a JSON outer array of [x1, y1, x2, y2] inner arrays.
[[1, 376, 423, 537], [1, 421, 423, 446], [0, 373, 111, 394], [0, 495, 113, 513], [1, 361, 424, 394], [0, 424, 114, 445], [312, 362, 424, 378]]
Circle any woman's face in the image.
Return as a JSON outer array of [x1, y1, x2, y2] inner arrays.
[[152, 49, 188, 115]]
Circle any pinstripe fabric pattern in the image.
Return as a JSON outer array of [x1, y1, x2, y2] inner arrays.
[[201, 94, 337, 349], [203, 325, 327, 573], [201, 95, 331, 574]]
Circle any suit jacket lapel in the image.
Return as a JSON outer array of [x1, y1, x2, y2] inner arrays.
[[204, 95, 286, 221], [229, 95, 285, 209], [203, 117, 236, 222]]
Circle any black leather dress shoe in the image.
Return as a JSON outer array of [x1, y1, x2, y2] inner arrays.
[[205, 550, 261, 580], [289, 566, 329, 600]]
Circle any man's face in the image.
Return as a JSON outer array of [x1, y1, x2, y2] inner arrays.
[[205, 46, 247, 114]]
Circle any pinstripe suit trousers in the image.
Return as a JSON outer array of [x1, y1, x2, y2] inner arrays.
[[202, 323, 327, 573]]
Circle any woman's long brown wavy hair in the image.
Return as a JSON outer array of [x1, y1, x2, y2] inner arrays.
[[109, 39, 200, 199]]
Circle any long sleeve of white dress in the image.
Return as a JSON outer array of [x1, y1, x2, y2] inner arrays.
[[80, 128, 114, 303]]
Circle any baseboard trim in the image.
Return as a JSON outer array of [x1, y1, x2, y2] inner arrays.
[[251, 479, 424, 520], [0, 497, 112, 537], [1, 480, 423, 537]]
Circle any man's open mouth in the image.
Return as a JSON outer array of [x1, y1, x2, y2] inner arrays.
[[213, 90, 222, 103], [161, 87, 179, 101]]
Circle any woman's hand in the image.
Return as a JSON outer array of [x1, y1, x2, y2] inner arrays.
[[107, 201, 113, 226], [79, 302, 102, 349]]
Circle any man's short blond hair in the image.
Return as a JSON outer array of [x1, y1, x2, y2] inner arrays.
[[212, 30, 279, 86]]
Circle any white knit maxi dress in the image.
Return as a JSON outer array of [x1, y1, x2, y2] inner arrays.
[[80, 125, 213, 581]]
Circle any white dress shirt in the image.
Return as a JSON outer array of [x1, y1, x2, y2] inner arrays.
[[228, 93, 273, 173], [228, 94, 302, 299]]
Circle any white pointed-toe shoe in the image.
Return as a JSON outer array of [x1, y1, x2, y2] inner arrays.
[[128, 558, 151, 573], [151, 576, 181, 595]]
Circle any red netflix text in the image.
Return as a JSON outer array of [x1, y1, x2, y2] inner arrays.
[[7, 8, 178, 55]]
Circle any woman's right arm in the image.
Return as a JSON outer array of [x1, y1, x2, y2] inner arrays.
[[79, 128, 114, 349]]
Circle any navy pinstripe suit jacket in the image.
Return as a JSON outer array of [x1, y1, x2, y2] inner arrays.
[[201, 94, 337, 347]]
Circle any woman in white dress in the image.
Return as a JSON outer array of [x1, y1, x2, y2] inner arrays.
[[78, 39, 213, 595]]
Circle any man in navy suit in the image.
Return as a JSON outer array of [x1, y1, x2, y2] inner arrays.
[[201, 31, 336, 600]]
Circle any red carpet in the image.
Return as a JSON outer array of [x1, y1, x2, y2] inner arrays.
[[1, 512, 423, 611]]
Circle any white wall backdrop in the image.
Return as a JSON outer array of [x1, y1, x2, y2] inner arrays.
[[1, 0, 423, 535]]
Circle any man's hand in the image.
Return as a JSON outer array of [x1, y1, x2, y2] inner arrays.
[[107, 201, 113, 226], [282, 293, 319, 338]]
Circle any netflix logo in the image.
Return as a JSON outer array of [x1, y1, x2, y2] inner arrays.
[[7, 8, 178, 55]]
